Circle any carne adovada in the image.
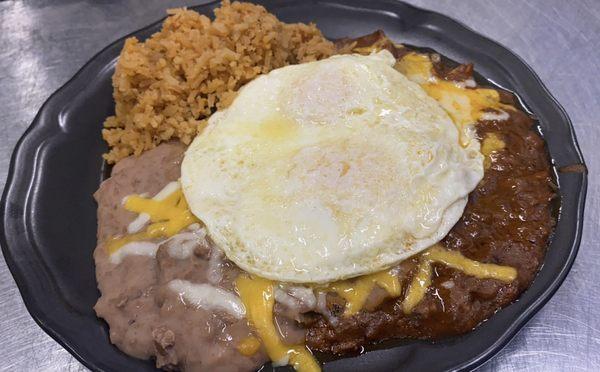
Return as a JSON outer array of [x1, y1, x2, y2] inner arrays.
[[94, 2, 555, 371]]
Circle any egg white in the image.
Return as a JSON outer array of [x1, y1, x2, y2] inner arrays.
[[181, 51, 483, 283]]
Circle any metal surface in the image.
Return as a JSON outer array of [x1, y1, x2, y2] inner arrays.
[[0, 0, 597, 371]]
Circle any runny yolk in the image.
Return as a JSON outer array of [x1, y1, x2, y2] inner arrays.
[[325, 269, 402, 316], [236, 275, 320, 372], [402, 245, 518, 314], [106, 188, 198, 254]]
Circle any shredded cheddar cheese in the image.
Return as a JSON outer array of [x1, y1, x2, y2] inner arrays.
[[426, 246, 517, 280], [402, 245, 517, 313], [106, 231, 155, 255], [107, 185, 199, 255], [401, 259, 433, 314], [394, 52, 435, 83], [481, 133, 506, 169], [325, 269, 401, 316], [423, 83, 502, 129], [395, 52, 514, 148], [236, 275, 320, 372], [237, 336, 262, 356], [125, 189, 197, 236]]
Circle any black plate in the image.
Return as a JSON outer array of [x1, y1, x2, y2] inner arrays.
[[0, 0, 587, 371]]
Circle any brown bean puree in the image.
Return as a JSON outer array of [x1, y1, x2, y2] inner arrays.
[[94, 143, 268, 371], [94, 32, 555, 370]]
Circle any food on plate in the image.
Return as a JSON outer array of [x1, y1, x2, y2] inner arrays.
[[94, 2, 555, 371]]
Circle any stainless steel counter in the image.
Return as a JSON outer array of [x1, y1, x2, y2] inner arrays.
[[0, 0, 598, 371]]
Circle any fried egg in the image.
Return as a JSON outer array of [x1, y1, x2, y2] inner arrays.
[[181, 50, 483, 283]]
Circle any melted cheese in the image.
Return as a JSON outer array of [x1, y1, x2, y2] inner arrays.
[[423, 83, 502, 126], [325, 269, 401, 316], [426, 246, 517, 281], [396, 52, 513, 147], [401, 259, 432, 314], [108, 227, 205, 264], [128, 181, 180, 233], [402, 245, 517, 313], [236, 275, 320, 372], [394, 52, 435, 83], [125, 189, 197, 236], [107, 185, 199, 255], [166, 229, 206, 260], [481, 132, 506, 169], [237, 336, 261, 356], [168, 279, 246, 319], [480, 110, 510, 122], [109, 241, 159, 264], [275, 286, 317, 311], [107, 230, 156, 255]]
